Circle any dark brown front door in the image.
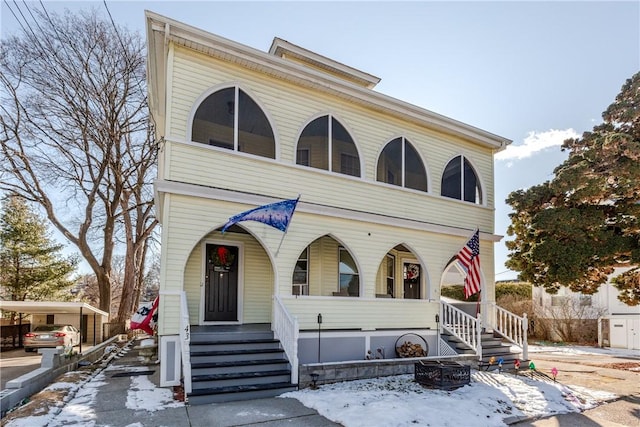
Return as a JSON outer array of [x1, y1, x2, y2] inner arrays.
[[205, 244, 239, 321], [403, 262, 421, 299]]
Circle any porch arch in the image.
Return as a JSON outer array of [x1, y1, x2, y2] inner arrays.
[[374, 243, 433, 300], [291, 233, 363, 298], [180, 223, 278, 325]]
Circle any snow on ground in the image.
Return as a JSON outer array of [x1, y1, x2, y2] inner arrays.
[[527, 344, 640, 358], [282, 370, 617, 427], [3, 344, 630, 427], [3, 362, 184, 427], [126, 375, 183, 411]]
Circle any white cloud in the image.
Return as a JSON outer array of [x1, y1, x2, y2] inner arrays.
[[496, 128, 579, 161]]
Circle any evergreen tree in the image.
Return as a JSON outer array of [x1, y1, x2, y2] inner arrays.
[[0, 196, 78, 305], [506, 72, 640, 305]]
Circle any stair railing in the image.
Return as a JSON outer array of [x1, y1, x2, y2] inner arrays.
[[273, 295, 299, 384], [440, 300, 482, 360], [484, 302, 528, 360], [179, 291, 192, 394]]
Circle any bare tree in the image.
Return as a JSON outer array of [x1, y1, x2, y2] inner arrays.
[[0, 6, 158, 322], [534, 295, 606, 343]]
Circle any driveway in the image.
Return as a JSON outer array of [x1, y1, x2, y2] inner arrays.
[[0, 349, 41, 390], [511, 347, 640, 426]]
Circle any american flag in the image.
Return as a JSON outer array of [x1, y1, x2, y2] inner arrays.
[[457, 229, 481, 299]]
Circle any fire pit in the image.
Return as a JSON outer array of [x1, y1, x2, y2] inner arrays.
[[414, 360, 470, 390]]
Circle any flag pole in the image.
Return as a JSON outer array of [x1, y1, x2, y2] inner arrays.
[[275, 194, 300, 256]]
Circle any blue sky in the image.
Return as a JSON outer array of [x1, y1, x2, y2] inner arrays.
[[2, 1, 639, 280]]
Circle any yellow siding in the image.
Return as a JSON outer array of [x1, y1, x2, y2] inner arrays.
[[165, 45, 496, 209], [156, 40, 499, 333], [166, 142, 493, 233], [281, 296, 439, 330]]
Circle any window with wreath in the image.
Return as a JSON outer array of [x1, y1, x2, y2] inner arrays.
[[296, 115, 361, 177], [441, 155, 482, 203], [376, 137, 427, 192], [191, 87, 275, 158]]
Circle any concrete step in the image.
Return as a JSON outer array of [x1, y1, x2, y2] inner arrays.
[[190, 330, 274, 343], [187, 382, 297, 405], [190, 338, 280, 352], [190, 348, 285, 363], [190, 358, 290, 376], [192, 369, 291, 389]]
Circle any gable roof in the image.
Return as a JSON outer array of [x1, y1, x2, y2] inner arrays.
[[145, 10, 511, 151], [269, 37, 381, 89]]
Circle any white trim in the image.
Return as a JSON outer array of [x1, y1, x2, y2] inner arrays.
[[298, 328, 436, 339], [159, 335, 182, 387], [200, 240, 245, 325], [154, 179, 503, 242]]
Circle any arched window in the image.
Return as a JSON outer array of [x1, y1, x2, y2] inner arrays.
[[441, 155, 482, 203], [376, 137, 427, 191], [191, 87, 275, 159], [296, 115, 360, 177]]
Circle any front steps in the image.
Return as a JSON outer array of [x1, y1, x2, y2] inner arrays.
[[188, 325, 297, 405], [441, 329, 523, 369]]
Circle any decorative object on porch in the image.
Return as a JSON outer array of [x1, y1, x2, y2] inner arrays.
[[395, 333, 428, 358], [405, 263, 420, 280], [551, 367, 558, 382], [414, 360, 470, 390], [221, 195, 300, 233], [212, 246, 235, 271], [456, 228, 481, 299]]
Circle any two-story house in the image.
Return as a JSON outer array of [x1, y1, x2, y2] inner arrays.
[[146, 11, 522, 404]]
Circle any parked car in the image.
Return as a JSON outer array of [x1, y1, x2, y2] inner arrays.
[[24, 324, 81, 352]]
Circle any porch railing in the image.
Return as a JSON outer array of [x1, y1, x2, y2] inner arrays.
[[484, 302, 528, 360], [440, 300, 482, 360], [179, 291, 192, 394], [272, 295, 299, 384]]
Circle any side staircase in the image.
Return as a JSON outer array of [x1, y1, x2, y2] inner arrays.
[[441, 329, 522, 369], [440, 300, 528, 370], [187, 325, 297, 405]]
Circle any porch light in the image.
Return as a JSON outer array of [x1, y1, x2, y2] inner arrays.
[[310, 373, 319, 389]]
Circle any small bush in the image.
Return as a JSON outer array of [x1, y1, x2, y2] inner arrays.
[[441, 282, 531, 302]]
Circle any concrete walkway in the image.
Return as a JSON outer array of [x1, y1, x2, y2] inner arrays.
[[2, 339, 341, 427]]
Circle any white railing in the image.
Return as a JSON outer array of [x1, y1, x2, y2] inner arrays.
[[485, 302, 528, 360], [179, 291, 192, 394], [272, 295, 299, 384], [440, 300, 482, 360]]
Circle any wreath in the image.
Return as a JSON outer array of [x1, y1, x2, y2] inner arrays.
[[212, 246, 235, 270], [406, 264, 420, 280]]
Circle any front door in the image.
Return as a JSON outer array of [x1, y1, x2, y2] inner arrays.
[[403, 262, 421, 299], [205, 244, 239, 321]]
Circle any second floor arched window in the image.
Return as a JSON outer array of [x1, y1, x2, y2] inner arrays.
[[191, 87, 275, 159], [296, 115, 361, 177], [441, 155, 482, 204], [376, 137, 428, 192]]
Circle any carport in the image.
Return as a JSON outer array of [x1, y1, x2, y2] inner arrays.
[[0, 301, 108, 354]]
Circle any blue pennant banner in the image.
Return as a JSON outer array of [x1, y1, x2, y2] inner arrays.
[[222, 196, 300, 233]]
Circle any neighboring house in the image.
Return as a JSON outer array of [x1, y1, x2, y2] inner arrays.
[[533, 267, 639, 350], [145, 11, 522, 402]]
